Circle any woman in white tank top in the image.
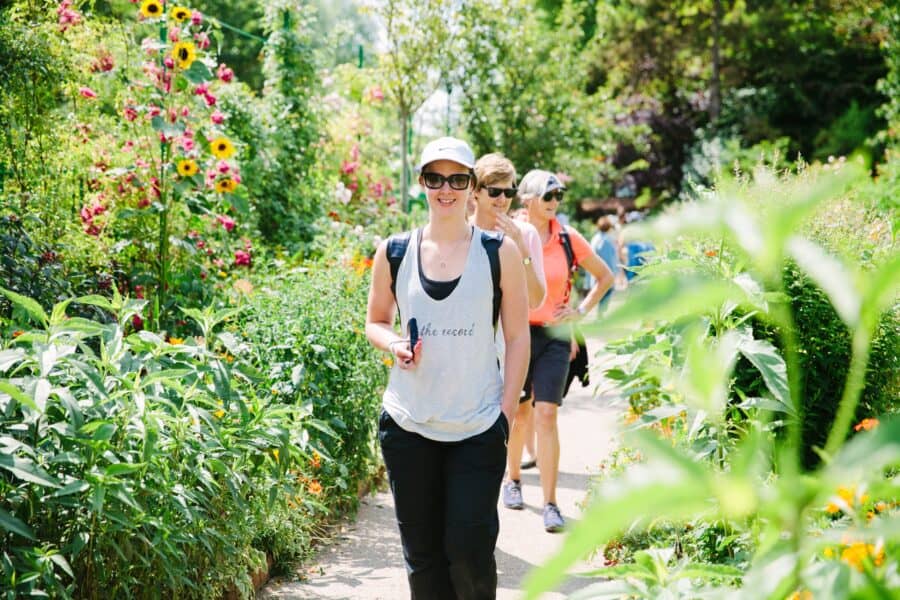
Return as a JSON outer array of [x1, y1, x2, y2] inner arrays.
[[365, 137, 529, 599]]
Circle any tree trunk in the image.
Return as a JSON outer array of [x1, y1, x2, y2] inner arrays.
[[400, 108, 410, 212], [710, 0, 722, 122]]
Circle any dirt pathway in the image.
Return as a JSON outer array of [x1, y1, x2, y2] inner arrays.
[[260, 337, 623, 599]]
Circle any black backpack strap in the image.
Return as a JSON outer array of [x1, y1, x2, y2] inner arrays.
[[386, 230, 412, 297], [480, 230, 503, 327], [558, 226, 578, 302]]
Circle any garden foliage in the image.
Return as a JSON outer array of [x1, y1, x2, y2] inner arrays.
[[526, 160, 899, 598]]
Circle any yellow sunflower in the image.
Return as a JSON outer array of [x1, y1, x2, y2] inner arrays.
[[210, 137, 235, 159], [215, 178, 237, 194], [176, 159, 199, 177], [140, 0, 164, 19], [172, 41, 197, 70], [170, 6, 191, 22]]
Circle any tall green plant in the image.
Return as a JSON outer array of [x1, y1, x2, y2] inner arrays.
[[526, 160, 900, 598]]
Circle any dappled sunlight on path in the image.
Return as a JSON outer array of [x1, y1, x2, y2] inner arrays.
[[260, 336, 623, 599]]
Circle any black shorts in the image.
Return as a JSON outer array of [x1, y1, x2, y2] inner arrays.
[[521, 324, 570, 406]]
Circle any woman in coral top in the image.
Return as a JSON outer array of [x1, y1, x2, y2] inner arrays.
[[501, 169, 615, 533]]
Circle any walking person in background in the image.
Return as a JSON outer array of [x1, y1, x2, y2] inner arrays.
[[587, 215, 620, 314], [470, 152, 546, 477], [366, 137, 530, 599], [501, 169, 615, 533]]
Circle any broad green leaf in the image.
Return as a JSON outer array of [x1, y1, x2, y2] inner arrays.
[[0, 454, 61, 488], [821, 416, 900, 483], [677, 563, 743, 579], [49, 298, 74, 327], [73, 294, 115, 311], [0, 287, 48, 327], [49, 552, 74, 578], [105, 463, 144, 477], [50, 480, 90, 498], [0, 380, 37, 411], [0, 348, 25, 372], [0, 507, 36, 540], [737, 337, 792, 413], [524, 443, 712, 599], [182, 60, 212, 83], [141, 369, 192, 388], [567, 580, 642, 599], [585, 275, 742, 333], [787, 237, 860, 328]]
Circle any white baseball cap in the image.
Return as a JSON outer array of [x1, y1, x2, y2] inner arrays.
[[518, 169, 566, 198], [417, 137, 476, 172]]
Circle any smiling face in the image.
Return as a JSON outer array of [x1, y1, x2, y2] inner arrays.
[[473, 175, 516, 221], [419, 160, 473, 217], [525, 187, 562, 226]]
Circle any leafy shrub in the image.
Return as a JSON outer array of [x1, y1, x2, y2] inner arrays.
[[0, 291, 323, 598], [784, 261, 899, 468], [238, 250, 387, 513]]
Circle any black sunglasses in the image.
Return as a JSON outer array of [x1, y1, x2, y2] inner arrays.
[[483, 186, 517, 199], [542, 190, 565, 202], [422, 172, 473, 190]]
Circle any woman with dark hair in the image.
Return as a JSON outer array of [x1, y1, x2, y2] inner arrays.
[[365, 137, 530, 598]]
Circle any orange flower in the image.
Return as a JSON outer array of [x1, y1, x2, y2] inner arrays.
[[310, 451, 321, 469], [12, 330, 24, 338], [308, 480, 323, 495], [854, 418, 879, 432], [705, 249, 718, 257], [840, 542, 884, 572], [168, 337, 184, 345], [788, 591, 812, 600], [382, 356, 394, 368]]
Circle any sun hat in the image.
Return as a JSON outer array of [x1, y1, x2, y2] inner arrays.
[[518, 169, 566, 198], [417, 137, 476, 173]]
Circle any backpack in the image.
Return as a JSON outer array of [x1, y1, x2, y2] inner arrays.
[[387, 228, 503, 327], [558, 226, 578, 302]]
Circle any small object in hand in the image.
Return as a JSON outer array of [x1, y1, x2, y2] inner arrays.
[[408, 318, 418, 359]]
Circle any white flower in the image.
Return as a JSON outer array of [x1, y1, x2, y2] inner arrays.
[[334, 182, 352, 205]]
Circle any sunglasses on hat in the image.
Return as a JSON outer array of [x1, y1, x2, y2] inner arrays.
[[542, 190, 565, 202], [422, 172, 473, 190], [482, 186, 517, 199]]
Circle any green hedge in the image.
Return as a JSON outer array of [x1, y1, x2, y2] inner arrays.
[[238, 255, 387, 513]]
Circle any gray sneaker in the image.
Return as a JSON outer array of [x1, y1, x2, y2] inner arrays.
[[502, 480, 524, 510], [543, 503, 565, 532]]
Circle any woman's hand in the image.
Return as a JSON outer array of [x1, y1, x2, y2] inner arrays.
[[391, 339, 423, 370], [495, 213, 527, 256], [552, 304, 581, 324]]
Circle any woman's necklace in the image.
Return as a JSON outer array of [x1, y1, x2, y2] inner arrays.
[[432, 227, 472, 269]]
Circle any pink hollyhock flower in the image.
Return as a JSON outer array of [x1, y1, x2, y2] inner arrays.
[[216, 214, 236, 232], [148, 105, 162, 117], [234, 250, 251, 267], [58, 7, 82, 32], [191, 10, 202, 25], [194, 82, 210, 96], [347, 181, 358, 193], [90, 53, 114, 73], [182, 128, 194, 139], [243, 238, 252, 250], [203, 93, 217, 107], [168, 26, 180, 42], [368, 86, 384, 102], [216, 160, 230, 174], [137, 196, 150, 208], [370, 182, 384, 198], [135, 158, 150, 169], [196, 240, 205, 249], [212, 258, 225, 268], [79, 87, 97, 99], [210, 109, 225, 124], [194, 31, 210, 50], [168, 108, 178, 123], [340, 160, 359, 175], [132, 314, 144, 330], [180, 137, 195, 151], [124, 106, 138, 121], [180, 106, 190, 117], [164, 56, 175, 69], [232, 173, 241, 184], [216, 64, 234, 83], [350, 143, 360, 161]]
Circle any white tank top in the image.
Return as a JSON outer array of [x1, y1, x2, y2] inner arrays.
[[383, 226, 503, 441]]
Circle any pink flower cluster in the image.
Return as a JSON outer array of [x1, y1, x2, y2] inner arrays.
[[216, 214, 235, 232], [217, 64, 234, 83], [194, 82, 216, 107], [234, 239, 252, 267], [80, 201, 107, 236], [58, 0, 82, 32]]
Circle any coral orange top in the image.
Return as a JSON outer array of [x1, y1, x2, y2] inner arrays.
[[528, 218, 592, 325]]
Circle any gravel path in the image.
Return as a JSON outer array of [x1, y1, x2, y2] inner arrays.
[[260, 337, 623, 600]]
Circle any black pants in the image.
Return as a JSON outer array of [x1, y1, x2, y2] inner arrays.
[[379, 410, 508, 600]]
